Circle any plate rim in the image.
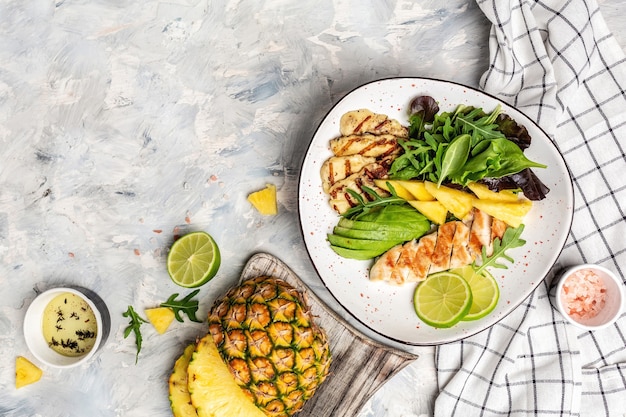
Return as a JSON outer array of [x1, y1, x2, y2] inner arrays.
[[297, 76, 575, 346]]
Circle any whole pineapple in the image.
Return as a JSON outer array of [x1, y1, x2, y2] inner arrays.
[[207, 276, 332, 417]]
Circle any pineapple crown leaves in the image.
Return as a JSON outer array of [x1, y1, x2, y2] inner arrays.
[[473, 224, 526, 275], [160, 289, 202, 323], [122, 305, 148, 364]]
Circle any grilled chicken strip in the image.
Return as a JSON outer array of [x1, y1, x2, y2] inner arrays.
[[427, 221, 456, 274], [320, 154, 376, 193], [340, 109, 409, 138], [370, 209, 508, 285], [466, 209, 507, 258], [330, 134, 401, 158], [370, 232, 437, 285], [450, 221, 473, 269]]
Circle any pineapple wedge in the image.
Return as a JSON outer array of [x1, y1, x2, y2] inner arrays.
[[408, 200, 448, 225], [424, 181, 475, 219], [145, 307, 175, 335], [15, 356, 42, 389], [394, 180, 435, 201], [467, 182, 520, 202], [169, 344, 199, 417], [187, 335, 266, 417], [373, 179, 414, 200], [247, 184, 277, 215], [473, 199, 532, 228]]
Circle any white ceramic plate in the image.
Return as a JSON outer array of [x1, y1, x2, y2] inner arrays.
[[298, 77, 574, 346]]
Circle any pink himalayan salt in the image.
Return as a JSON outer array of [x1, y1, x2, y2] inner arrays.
[[560, 268, 606, 321]]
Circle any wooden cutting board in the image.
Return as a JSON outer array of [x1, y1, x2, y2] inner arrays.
[[239, 252, 418, 417]]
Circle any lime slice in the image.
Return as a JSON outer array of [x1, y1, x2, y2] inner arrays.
[[413, 271, 473, 328], [167, 231, 221, 288], [453, 266, 500, 321]]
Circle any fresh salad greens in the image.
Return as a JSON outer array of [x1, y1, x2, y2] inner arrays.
[[389, 96, 549, 201]]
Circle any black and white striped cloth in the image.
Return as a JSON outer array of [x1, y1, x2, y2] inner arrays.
[[435, 0, 626, 415]]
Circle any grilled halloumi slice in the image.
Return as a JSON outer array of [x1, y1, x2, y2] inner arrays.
[[340, 109, 409, 138], [327, 166, 390, 214], [330, 134, 400, 158], [320, 154, 376, 193]]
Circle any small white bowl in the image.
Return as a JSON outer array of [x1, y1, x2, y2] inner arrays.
[[554, 264, 624, 331], [23, 287, 110, 368]]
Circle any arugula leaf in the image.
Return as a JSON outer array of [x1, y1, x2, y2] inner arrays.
[[160, 290, 202, 323], [474, 225, 526, 275], [457, 105, 505, 145], [123, 305, 148, 364], [342, 185, 406, 219]]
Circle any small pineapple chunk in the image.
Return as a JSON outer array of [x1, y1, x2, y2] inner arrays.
[[247, 184, 277, 216], [145, 307, 175, 334], [15, 356, 42, 389], [394, 180, 435, 201], [424, 181, 476, 219], [472, 199, 532, 228], [467, 182, 519, 202], [408, 200, 448, 225], [373, 179, 414, 200]]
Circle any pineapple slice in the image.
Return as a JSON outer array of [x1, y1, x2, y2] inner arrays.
[[467, 182, 519, 202], [169, 344, 198, 417], [15, 356, 42, 389], [408, 200, 448, 225], [473, 199, 532, 228], [187, 335, 266, 417], [394, 180, 435, 201], [373, 179, 414, 200], [247, 184, 277, 215], [145, 307, 175, 335], [424, 181, 476, 219]]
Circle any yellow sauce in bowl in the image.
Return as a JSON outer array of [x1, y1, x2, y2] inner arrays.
[[42, 292, 98, 357]]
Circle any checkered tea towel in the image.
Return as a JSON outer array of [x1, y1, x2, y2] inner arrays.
[[434, 0, 626, 416]]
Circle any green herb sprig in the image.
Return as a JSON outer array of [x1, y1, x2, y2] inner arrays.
[[160, 289, 201, 323], [474, 224, 526, 275], [342, 184, 406, 219], [122, 306, 148, 364]]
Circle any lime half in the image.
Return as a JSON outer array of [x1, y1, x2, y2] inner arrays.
[[413, 271, 473, 328], [453, 266, 500, 321], [167, 231, 221, 288]]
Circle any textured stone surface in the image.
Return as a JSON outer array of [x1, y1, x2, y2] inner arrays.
[[0, 1, 624, 416]]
